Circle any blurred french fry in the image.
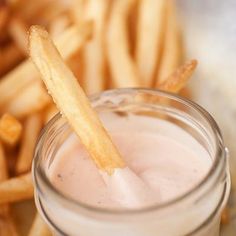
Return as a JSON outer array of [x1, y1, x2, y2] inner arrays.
[[0, 114, 22, 146], [0, 43, 24, 76], [0, 173, 34, 204], [67, 51, 84, 88], [44, 104, 58, 124], [83, 0, 108, 95], [106, 0, 141, 88], [0, 215, 19, 236], [135, 0, 167, 87], [0, 143, 19, 236], [2, 81, 51, 119], [157, 0, 182, 84], [8, 16, 29, 55], [28, 214, 52, 236], [16, 113, 42, 174], [34, 1, 68, 25], [11, 0, 49, 22], [221, 207, 230, 225], [157, 59, 197, 93], [0, 142, 8, 185], [0, 23, 92, 108], [49, 14, 71, 38], [0, 5, 9, 31], [70, 0, 85, 25]]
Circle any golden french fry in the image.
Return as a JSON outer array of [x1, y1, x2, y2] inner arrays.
[[0, 5, 9, 31], [0, 173, 34, 204], [70, 0, 85, 25], [157, 60, 198, 93], [12, 0, 49, 22], [34, 1, 67, 24], [29, 26, 125, 174], [8, 16, 29, 55], [44, 104, 58, 124], [83, 0, 108, 95], [0, 23, 92, 108], [0, 43, 24, 76], [106, 0, 141, 88], [0, 114, 22, 146], [28, 214, 52, 236], [157, 0, 182, 84], [2, 81, 51, 119], [49, 14, 71, 38], [0, 143, 20, 236], [0, 142, 8, 182], [135, 0, 167, 87], [16, 113, 42, 174], [221, 207, 230, 225], [0, 215, 20, 236], [0, 143, 10, 216]]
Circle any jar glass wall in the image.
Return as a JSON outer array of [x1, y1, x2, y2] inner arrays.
[[33, 89, 230, 236]]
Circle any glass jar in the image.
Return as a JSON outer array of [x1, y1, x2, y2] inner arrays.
[[33, 88, 230, 236]]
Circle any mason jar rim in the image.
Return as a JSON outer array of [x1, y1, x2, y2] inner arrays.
[[33, 88, 227, 216]]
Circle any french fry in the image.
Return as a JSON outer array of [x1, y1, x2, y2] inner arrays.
[[44, 104, 58, 124], [221, 207, 230, 225], [16, 113, 42, 174], [28, 214, 52, 236], [157, 0, 182, 84], [2, 81, 51, 119], [0, 215, 19, 236], [33, 1, 67, 25], [135, 0, 167, 87], [29, 26, 125, 174], [106, 0, 141, 88], [0, 142, 8, 185], [0, 43, 24, 76], [8, 16, 29, 55], [0, 113, 22, 146], [0, 173, 34, 204], [0, 143, 19, 236], [83, 0, 108, 95], [70, 0, 85, 25], [0, 5, 9, 31], [12, 0, 49, 22], [0, 23, 92, 108], [157, 59, 198, 93], [49, 14, 71, 38]]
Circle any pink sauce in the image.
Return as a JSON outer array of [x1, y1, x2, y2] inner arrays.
[[48, 113, 211, 209]]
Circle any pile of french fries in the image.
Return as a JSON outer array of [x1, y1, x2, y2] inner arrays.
[[0, 0, 199, 235]]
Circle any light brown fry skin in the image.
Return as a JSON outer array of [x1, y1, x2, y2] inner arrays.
[[106, 0, 141, 88], [0, 43, 25, 76], [0, 173, 34, 204], [29, 26, 125, 174], [16, 113, 42, 174], [157, 60, 198, 93], [83, 0, 108, 95], [0, 143, 19, 236], [2, 81, 51, 119], [49, 14, 71, 38], [157, 0, 182, 84], [0, 23, 92, 108], [135, 0, 167, 87], [221, 207, 230, 225], [0, 5, 9, 31], [0, 113, 22, 146], [44, 104, 58, 124], [28, 214, 52, 236], [70, 0, 85, 25], [8, 16, 29, 55]]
